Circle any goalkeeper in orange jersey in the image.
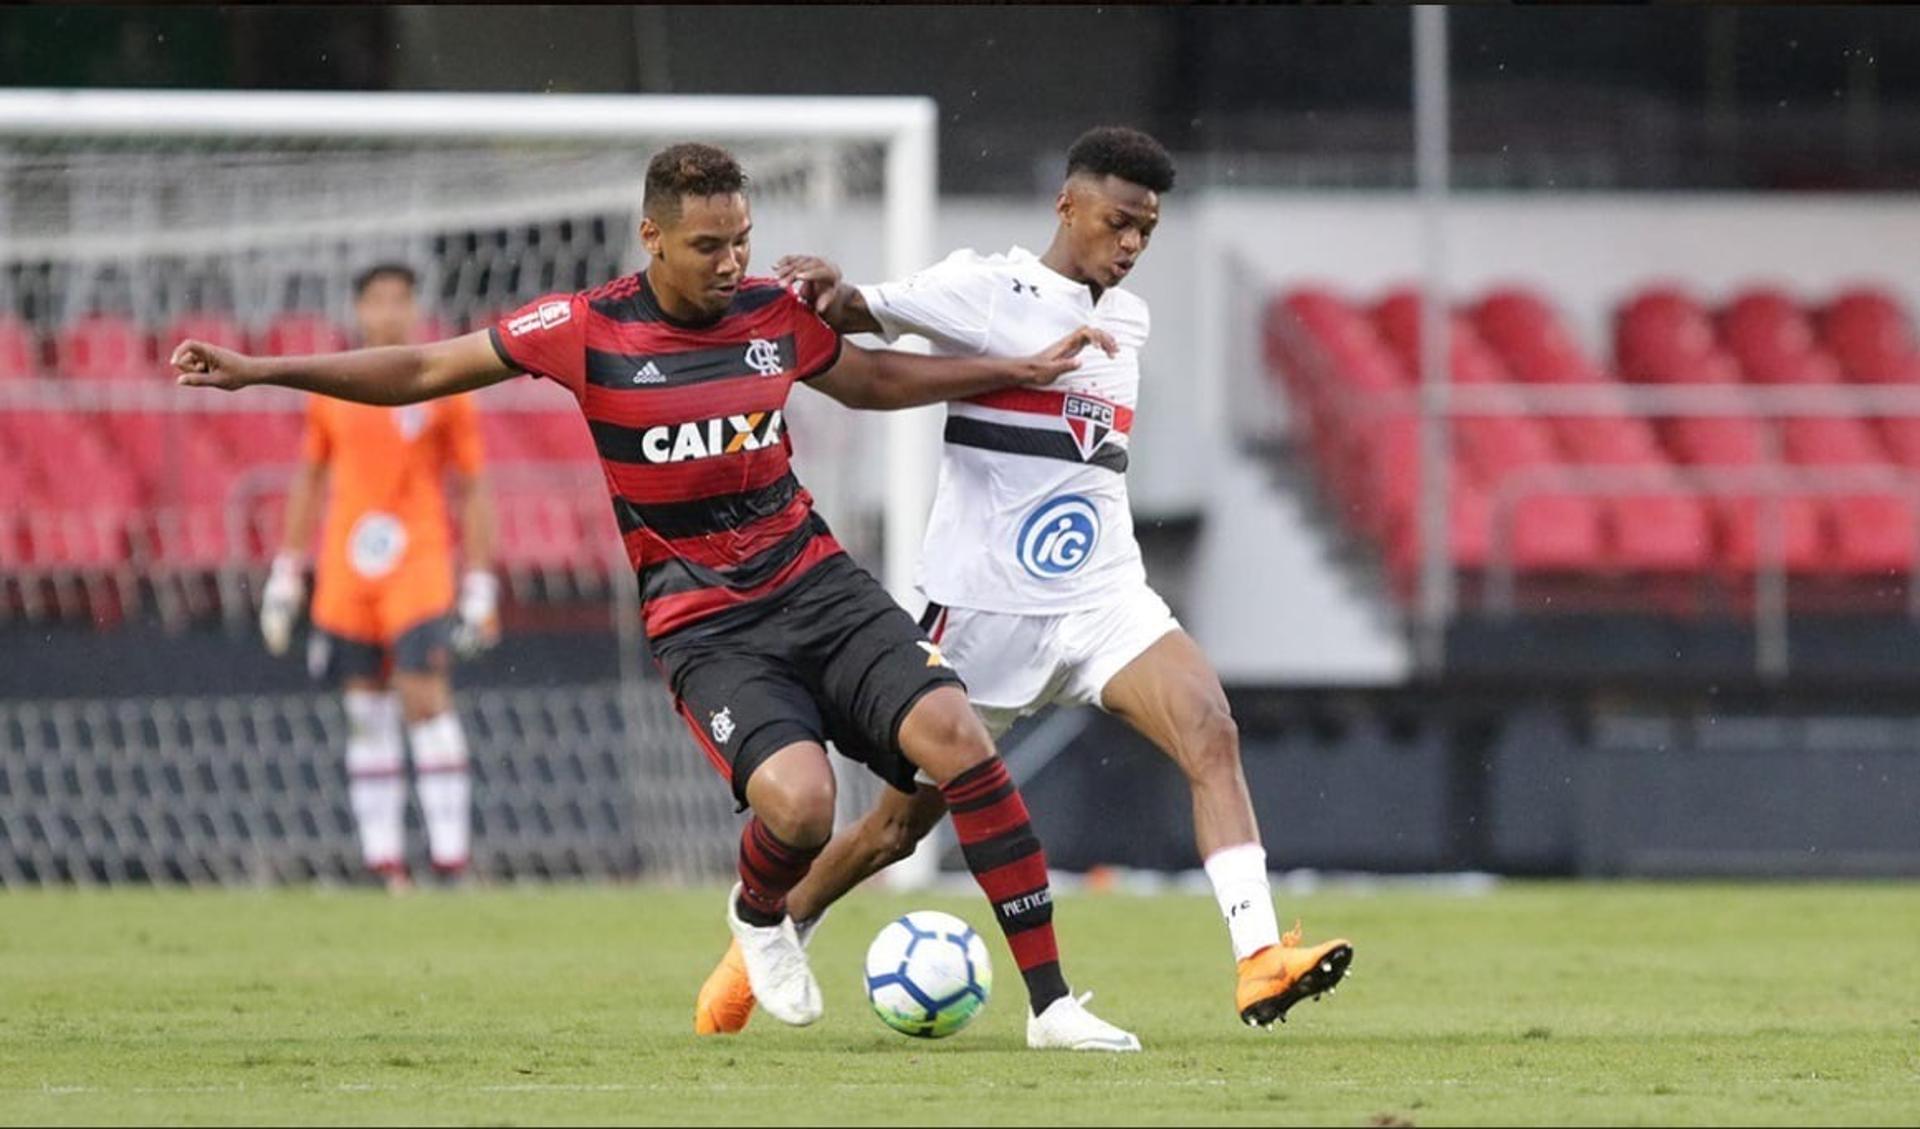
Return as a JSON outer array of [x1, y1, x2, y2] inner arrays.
[[261, 264, 499, 890]]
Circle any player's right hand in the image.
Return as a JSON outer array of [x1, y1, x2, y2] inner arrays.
[[771, 254, 844, 314], [259, 553, 306, 657], [171, 339, 259, 391], [1015, 325, 1120, 387]]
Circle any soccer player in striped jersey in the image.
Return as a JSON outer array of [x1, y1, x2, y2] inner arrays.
[[173, 142, 1139, 1051], [696, 127, 1353, 1033]]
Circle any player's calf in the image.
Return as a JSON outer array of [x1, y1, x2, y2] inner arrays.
[[728, 743, 836, 1027]]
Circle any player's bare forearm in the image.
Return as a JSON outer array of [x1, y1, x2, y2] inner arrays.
[[819, 284, 883, 336], [457, 472, 498, 574], [173, 332, 514, 405], [279, 461, 326, 557], [809, 327, 1117, 412]]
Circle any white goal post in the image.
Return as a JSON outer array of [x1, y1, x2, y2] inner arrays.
[[0, 89, 945, 885], [0, 87, 941, 607]]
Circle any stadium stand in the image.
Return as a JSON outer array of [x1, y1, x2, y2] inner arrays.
[[1266, 280, 1920, 609], [0, 311, 612, 625]]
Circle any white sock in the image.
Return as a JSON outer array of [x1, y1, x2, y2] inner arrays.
[[344, 690, 406, 872], [408, 710, 472, 872], [1203, 842, 1282, 962]]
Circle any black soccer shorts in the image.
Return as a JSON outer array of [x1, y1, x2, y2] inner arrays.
[[307, 614, 453, 684], [652, 554, 966, 806]]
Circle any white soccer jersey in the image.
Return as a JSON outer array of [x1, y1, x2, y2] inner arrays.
[[859, 246, 1150, 614]]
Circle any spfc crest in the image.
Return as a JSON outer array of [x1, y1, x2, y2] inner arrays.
[[1062, 393, 1118, 461]]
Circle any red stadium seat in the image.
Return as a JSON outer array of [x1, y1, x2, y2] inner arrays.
[[1820, 287, 1914, 376], [1721, 287, 1816, 365], [0, 316, 42, 379], [164, 313, 248, 356], [260, 313, 349, 357], [53, 314, 149, 381]]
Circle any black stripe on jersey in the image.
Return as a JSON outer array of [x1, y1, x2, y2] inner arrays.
[[613, 472, 800, 539], [606, 275, 787, 325], [584, 334, 797, 390], [638, 511, 829, 602], [943, 417, 1129, 474]]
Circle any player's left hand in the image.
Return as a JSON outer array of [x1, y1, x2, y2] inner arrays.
[[451, 570, 500, 658], [1013, 325, 1120, 387], [772, 254, 844, 314]]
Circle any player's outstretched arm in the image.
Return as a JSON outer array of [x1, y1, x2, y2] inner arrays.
[[807, 326, 1117, 412], [172, 332, 518, 406]]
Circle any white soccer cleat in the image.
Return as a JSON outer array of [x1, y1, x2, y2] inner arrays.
[[724, 883, 823, 1027], [1026, 991, 1141, 1052]]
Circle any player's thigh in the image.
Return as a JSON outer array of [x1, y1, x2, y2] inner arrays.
[[389, 614, 454, 720], [925, 602, 1065, 726], [803, 572, 973, 790], [1098, 627, 1237, 767], [663, 643, 827, 808]]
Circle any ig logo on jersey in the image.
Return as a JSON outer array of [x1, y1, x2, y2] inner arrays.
[[1016, 495, 1100, 579]]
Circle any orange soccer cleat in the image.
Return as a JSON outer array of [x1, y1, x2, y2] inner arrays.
[[694, 938, 758, 1036], [1235, 920, 1353, 1028]]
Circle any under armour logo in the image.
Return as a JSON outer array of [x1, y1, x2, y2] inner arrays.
[[743, 338, 784, 377], [1011, 279, 1041, 298], [1229, 899, 1253, 918]]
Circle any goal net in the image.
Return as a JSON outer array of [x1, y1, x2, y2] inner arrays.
[[0, 90, 940, 884]]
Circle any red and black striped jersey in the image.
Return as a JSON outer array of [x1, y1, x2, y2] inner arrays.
[[489, 271, 845, 641]]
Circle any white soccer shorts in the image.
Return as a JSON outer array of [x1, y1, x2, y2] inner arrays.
[[925, 583, 1181, 739]]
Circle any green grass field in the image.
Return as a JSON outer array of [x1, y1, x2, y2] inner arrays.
[[1, 882, 1916, 1126]]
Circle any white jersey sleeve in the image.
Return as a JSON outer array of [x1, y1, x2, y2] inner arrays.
[[856, 249, 1001, 355]]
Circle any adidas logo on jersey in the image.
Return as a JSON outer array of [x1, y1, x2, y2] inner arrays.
[[633, 361, 666, 384], [637, 411, 786, 464]]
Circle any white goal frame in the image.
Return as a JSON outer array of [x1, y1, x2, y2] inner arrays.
[[0, 87, 947, 887], [0, 87, 944, 611]]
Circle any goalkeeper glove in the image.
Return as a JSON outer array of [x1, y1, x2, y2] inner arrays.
[[451, 569, 500, 658], [260, 553, 306, 656]]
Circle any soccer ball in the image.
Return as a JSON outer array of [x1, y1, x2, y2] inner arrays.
[[863, 910, 992, 1039]]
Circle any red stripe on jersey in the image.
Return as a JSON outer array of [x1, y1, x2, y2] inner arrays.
[[583, 376, 789, 429], [961, 388, 1134, 434], [622, 491, 815, 570], [674, 701, 734, 781], [603, 446, 792, 505], [642, 532, 844, 638]]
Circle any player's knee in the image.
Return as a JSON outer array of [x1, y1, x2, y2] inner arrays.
[[924, 710, 996, 772], [760, 775, 838, 848]]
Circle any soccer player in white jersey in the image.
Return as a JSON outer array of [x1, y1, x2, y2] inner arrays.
[[696, 127, 1352, 1036]]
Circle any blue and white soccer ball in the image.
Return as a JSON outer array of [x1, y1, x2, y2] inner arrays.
[[863, 910, 992, 1039]]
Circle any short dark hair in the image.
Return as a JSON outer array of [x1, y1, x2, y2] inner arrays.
[[1066, 126, 1175, 194], [353, 263, 417, 297], [644, 142, 749, 222]]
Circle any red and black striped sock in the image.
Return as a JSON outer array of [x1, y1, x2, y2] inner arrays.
[[736, 817, 822, 927], [941, 757, 1070, 1014]]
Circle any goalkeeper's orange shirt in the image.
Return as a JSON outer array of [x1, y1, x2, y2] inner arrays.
[[304, 395, 484, 644]]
